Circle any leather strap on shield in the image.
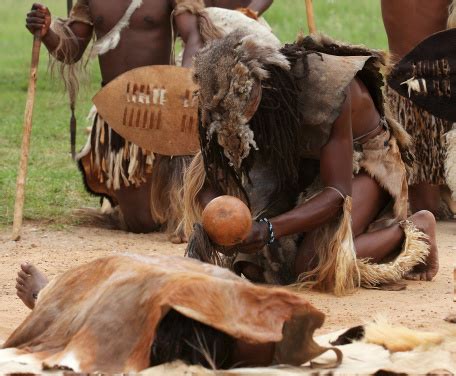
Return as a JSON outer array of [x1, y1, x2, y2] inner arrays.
[[388, 29, 456, 122], [93, 66, 200, 156]]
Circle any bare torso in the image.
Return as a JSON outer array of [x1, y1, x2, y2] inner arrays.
[[350, 77, 381, 140], [90, 0, 173, 83], [381, 0, 450, 58]]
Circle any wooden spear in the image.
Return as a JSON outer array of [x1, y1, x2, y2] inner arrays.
[[12, 31, 42, 241], [305, 0, 317, 34]]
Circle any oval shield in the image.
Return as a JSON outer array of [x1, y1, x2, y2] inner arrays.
[[93, 65, 200, 156], [388, 29, 456, 122]]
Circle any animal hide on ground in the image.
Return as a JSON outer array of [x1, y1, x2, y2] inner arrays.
[[1, 319, 455, 374], [1, 254, 326, 373]]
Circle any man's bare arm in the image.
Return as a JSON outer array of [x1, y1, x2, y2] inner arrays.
[[174, 10, 203, 67], [26, 3, 93, 63], [268, 91, 354, 239], [247, 0, 273, 15]]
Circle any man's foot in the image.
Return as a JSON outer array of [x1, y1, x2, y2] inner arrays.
[[441, 186, 456, 217], [405, 211, 439, 281], [16, 263, 49, 309]]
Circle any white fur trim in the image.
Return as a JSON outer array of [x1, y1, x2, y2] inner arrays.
[[91, 0, 143, 58]]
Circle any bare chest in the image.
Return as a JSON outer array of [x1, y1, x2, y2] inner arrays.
[[88, 0, 172, 35]]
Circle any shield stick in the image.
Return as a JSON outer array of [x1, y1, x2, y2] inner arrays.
[[305, 0, 317, 34], [12, 31, 42, 241]]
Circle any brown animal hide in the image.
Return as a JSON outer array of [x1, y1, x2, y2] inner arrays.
[[3, 255, 326, 373]]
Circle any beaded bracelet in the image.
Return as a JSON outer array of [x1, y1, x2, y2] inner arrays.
[[258, 218, 276, 245]]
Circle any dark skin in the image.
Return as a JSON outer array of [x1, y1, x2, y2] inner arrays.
[[199, 78, 439, 281], [204, 0, 273, 15], [26, 1, 203, 234], [381, 0, 452, 215]]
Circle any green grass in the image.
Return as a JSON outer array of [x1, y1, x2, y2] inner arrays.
[[0, 0, 387, 228]]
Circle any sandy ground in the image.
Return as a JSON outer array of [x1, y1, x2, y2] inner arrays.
[[0, 221, 454, 342]]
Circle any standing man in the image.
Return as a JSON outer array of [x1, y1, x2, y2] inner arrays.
[[382, 0, 455, 217], [25, 0, 203, 238]]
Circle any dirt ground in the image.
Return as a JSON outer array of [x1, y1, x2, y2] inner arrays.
[[0, 221, 454, 342]]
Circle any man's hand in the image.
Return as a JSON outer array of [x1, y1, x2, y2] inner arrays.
[[234, 220, 269, 254], [26, 3, 51, 37]]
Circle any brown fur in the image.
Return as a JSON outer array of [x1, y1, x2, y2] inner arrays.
[[193, 30, 289, 168], [174, 0, 205, 16], [3, 255, 326, 372], [357, 127, 409, 226]]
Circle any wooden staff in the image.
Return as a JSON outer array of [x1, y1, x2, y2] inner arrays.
[[67, 0, 76, 159], [67, 0, 73, 16], [12, 31, 42, 241], [305, 0, 317, 34]]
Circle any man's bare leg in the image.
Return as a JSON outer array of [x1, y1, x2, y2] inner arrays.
[[16, 263, 48, 309], [296, 173, 439, 280], [354, 211, 439, 281], [404, 211, 439, 281], [409, 183, 441, 215]]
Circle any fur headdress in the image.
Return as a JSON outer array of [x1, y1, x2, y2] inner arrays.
[[193, 30, 289, 168]]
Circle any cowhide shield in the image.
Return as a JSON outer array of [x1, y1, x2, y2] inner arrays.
[[93, 66, 200, 156], [2, 254, 328, 373], [388, 29, 456, 122]]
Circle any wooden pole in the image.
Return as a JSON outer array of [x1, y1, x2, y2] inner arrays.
[[67, 0, 73, 16], [67, 0, 75, 159], [12, 31, 42, 241], [305, 0, 317, 34]]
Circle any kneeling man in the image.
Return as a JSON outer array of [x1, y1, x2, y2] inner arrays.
[[182, 31, 439, 295]]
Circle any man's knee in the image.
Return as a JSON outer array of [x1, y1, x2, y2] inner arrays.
[[409, 210, 436, 234]]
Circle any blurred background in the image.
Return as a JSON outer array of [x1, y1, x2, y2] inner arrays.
[[0, 0, 387, 228]]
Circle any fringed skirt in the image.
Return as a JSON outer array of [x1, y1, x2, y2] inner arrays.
[[76, 112, 191, 234]]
